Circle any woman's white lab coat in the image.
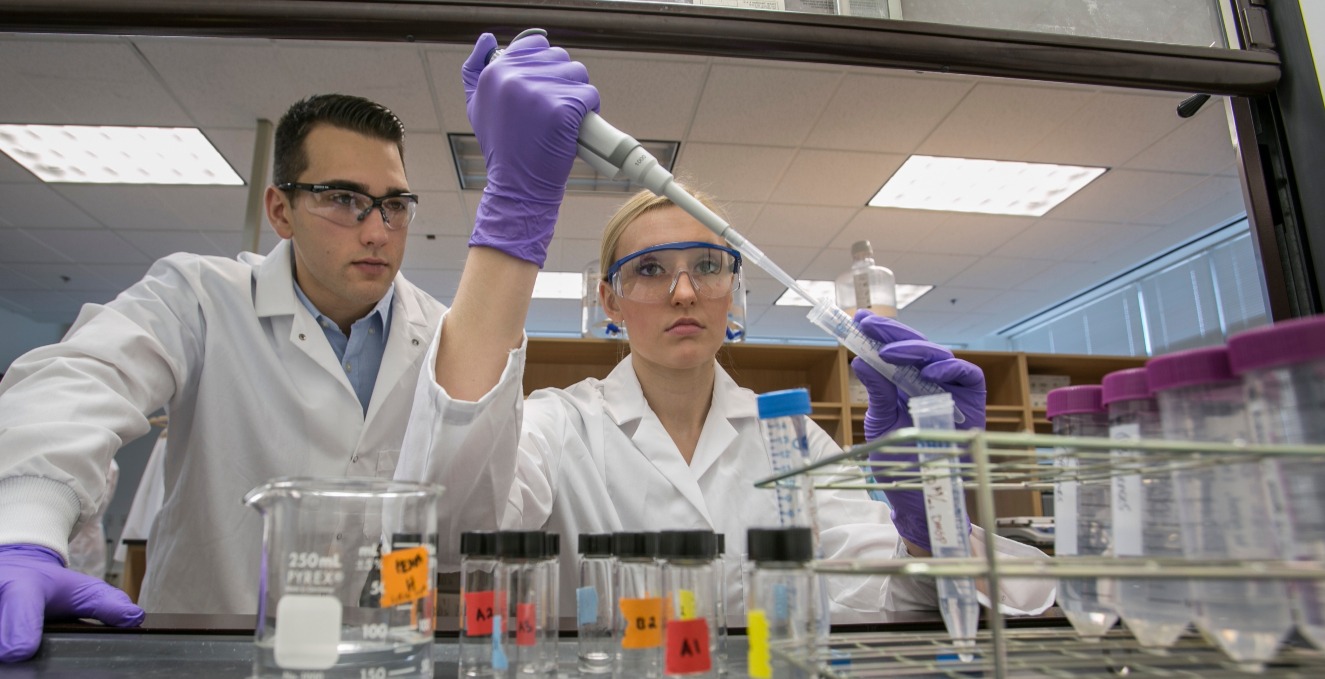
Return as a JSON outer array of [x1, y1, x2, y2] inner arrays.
[[398, 319, 1054, 621]]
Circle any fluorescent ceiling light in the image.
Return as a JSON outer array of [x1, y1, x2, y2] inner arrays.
[[0, 125, 243, 185], [449, 133, 679, 194], [532, 271, 585, 300], [774, 280, 933, 309], [869, 155, 1105, 217]]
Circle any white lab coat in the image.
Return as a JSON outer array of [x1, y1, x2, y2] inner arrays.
[[0, 239, 445, 614], [114, 431, 166, 564], [398, 318, 1055, 621]]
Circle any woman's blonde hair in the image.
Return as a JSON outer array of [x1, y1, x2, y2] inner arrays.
[[598, 185, 729, 280]]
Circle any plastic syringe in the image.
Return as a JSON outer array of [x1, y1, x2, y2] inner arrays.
[[491, 30, 961, 421]]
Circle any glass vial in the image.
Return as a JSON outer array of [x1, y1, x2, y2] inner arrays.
[[613, 532, 663, 678], [659, 530, 719, 679], [713, 534, 728, 677], [496, 531, 549, 678], [582, 260, 626, 340], [460, 531, 501, 678], [578, 533, 616, 674], [541, 533, 561, 676], [745, 527, 815, 679], [834, 240, 897, 318], [1047, 385, 1118, 640]]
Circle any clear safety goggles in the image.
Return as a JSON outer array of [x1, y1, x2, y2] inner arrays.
[[605, 241, 742, 303], [279, 182, 419, 231]]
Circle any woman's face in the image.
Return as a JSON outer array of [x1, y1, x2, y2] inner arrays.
[[601, 205, 734, 372]]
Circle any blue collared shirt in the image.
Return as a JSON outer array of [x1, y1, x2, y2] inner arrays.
[[294, 283, 394, 415]]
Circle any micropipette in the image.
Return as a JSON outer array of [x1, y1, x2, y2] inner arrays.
[[492, 30, 963, 422]]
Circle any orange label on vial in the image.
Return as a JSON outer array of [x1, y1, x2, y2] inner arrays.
[[665, 617, 711, 674], [380, 546, 430, 608], [619, 597, 664, 649]]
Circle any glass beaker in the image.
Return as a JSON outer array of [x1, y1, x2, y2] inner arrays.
[[582, 259, 626, 340], [245, 477, 442, 678]]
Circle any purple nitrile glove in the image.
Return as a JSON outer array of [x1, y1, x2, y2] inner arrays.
[[849, 311, 985, 554], [462, 31, 601, 267], [0, 544, 144, 663]]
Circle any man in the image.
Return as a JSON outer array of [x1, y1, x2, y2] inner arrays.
[[0, 32, 598, 662]]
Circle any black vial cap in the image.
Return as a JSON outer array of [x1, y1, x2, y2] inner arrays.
[[545, 532, 561, 557], [579, 533, 614, 556], [496, 530, 546, 560], [460, 531, 498, 558], [658, 530, 717, 560], [747, 527, 813, 563], [716, 533, 726, 556], [612, 532, 659, 559]]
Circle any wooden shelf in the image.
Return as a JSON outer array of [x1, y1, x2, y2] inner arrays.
[[522, 339, 1146, 519]]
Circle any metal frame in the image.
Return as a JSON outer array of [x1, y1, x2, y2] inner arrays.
[[0, 0, 1280, 96]]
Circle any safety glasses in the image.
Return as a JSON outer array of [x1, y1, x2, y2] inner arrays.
[[606, 241, 742, 303]]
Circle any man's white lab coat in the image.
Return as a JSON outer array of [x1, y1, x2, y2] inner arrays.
[[0, 240, 444, 613], [398, 322, 1055, 621]]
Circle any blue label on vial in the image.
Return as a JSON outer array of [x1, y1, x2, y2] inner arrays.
[[491, 614, 508, 670], [576, 586, 599, 626]]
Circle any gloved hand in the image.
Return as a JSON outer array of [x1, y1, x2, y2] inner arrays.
[[849, 311, 985, 554], [462, 30, 601, 267], [0, 544, 145, 663]]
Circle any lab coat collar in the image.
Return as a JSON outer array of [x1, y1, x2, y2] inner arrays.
[[253, 239, 298, 318], [600, 355, 760, 521]]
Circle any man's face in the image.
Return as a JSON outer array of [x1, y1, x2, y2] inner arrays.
[[266, 124, 409, 326]]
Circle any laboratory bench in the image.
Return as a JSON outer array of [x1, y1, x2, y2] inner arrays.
[[7, 610, 1068, 678]]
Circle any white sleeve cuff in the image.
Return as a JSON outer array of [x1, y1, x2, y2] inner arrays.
[[0, 475, 82, 564]]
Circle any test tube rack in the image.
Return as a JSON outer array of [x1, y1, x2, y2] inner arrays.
[[753, 428, 1325, 678]]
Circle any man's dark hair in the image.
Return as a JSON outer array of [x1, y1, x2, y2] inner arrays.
[[273, 94, 406, 187]]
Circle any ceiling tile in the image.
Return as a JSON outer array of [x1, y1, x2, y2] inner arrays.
[[81, 263, 156, 291], [577, 53, 709, 141], [674, 144, 796, 202], [909, 213, 1033, 256], [1062, 224, 1162, 264], [409, 191, 473, 239], [946, 256, 1058, 289], [1024, 92, 1186, 167], [553, 194, 637, 242], [0, 37, 191, 125], [53, 185, 177, 231], [0, 184, 103, 230], [275, 43, 440, 132], [1125, 101, 1236, 174], [916, 82, 1093, 160], [902, 285, 1001, 315], [117, 230, 230, 261], [0, 229, 69, 263], [152, 186, 252, 234], [200, 128, 262, 187], [747, 204, 856, 247], [424, 46, 474, 134], [401, 234, 468, 271], [0, 152, 37, 183], [872, 252, 979, 286], [773, 149, 908, 207], [828, 208, 941, 252], [544, 238, 604, 273], [991, 218, 1117, 262], [1047, 169, 1206, 223], [1132, 175, 1244, 227], [23, 228, 150, 265], [0, 265, 45, 292], [688, 63, 839, 146], [403, 133, 459, 195], [134, 37, 293, 127], [805, 72, 972, 154]]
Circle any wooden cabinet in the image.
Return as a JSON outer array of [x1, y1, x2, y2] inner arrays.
[[524, 338, 1145, 520]]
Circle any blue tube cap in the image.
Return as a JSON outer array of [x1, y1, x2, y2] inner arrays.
[[757, 388, 811, 419]]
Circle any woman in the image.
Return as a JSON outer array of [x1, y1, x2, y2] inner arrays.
[[400, 186, 1053, 620]]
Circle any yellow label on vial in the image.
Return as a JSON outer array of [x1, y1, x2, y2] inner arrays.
[[747, 609, 771, 678], [678, 589, 697, 620]]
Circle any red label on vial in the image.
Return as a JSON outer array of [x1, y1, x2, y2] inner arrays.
[[464, 591, 496, 636], [516, 603, 538, 646], [665, 617, 711, 674]]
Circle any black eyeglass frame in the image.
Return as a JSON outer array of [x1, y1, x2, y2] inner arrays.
[[277, 182, 420, 230]]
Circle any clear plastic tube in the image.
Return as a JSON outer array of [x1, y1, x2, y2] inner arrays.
[[1051, 409, 1119, 640], [806, 301, 965, 424], [909, 393, 978, 658]]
